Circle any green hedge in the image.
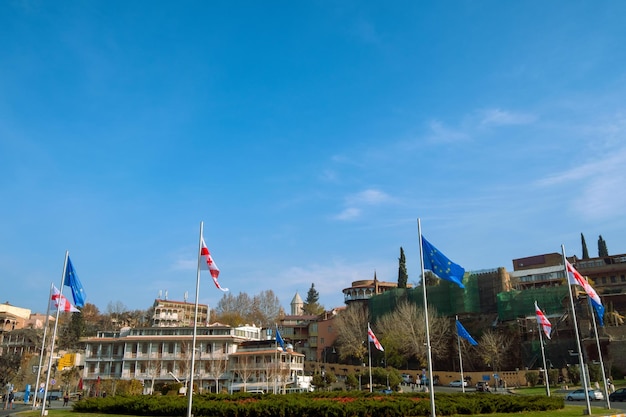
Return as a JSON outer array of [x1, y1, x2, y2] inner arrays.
[[73, 392, 563, 417]]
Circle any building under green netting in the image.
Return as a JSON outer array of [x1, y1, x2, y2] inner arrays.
[[368, 268, 569, 323], [369, 268, 508, 321], [497, 286, 569, 321]]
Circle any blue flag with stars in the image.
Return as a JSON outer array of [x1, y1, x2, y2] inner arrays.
[[421, 235, 465, 289], [456, 319, 478, 345], [276, 327, 285, 350], [64, 257, 86, 308]]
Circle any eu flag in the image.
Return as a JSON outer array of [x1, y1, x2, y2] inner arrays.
[[591, 299, 605, 327], [64, 257, 86, 308], [421, 235, 465, 288], [456, 319, 478, 345], [276, 328, 285, 350]]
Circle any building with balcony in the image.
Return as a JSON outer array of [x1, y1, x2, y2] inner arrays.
[[342, 273, 410, 304], [151, 298, 209, 327], [228, 339, 306, 393], [81, 323, 262, 394]]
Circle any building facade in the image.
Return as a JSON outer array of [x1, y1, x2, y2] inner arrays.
[[228, 339, 306, 393], [81, 323, 262, 394], [151, 298, 209, 327]]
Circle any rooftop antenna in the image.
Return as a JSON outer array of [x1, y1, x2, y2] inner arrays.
[[158, 290, 163, 299], [165, 290, 168, 300], [184, 291, 188, 303]]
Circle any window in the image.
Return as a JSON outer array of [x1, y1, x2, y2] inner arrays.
[[611, 276, 617, 283]]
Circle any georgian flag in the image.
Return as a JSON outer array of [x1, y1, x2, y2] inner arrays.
[[566, 260, 604, 326], [535, 301, 552, 339], [51, 284, 80, 312], [566, 260, 601, 306], [367, 323, 384, 351], [200, 236, 228, 292]]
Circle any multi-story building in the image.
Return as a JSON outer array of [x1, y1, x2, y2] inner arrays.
[[81, 323, 262, 394], [342, 273, 410, 304], [151, 298, 209, 327], [0, 303, 34, 355], [573, 253, 626, 321], [228, 339, 306, 393]]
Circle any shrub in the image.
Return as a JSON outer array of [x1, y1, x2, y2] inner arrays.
[[525, 371, 539, 387]]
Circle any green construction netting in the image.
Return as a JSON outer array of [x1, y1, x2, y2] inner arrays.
[[497, 286, 568, 321], [368, 274, 569, 322]]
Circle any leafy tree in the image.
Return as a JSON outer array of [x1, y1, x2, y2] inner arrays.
[[302, 283, 324, 315], [398, 247, 408, 288], [598, 235, 609, 257], [581, 233, 589, 259], [525, 371, 539, 387], [423, 270, 438, 286], [81, 302, 102, 337], [58, 311, 84, 350], [0, 352, 21, 387], [345, 372, 359, 390]]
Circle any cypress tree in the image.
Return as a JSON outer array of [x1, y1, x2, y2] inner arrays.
[[598, 235, 609, 257], [398, 247, 408, 288], [581, 233, 589, 259]]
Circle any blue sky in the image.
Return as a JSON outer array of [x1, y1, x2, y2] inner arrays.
[[2, 1, 626, 316]]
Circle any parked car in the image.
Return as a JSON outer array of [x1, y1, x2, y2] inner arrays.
[[401, 374, 413, 384], [12, 391, 25, 401], [476, 381, 490, 392], [609, 388, 626, 402], [566, 389, 604, 401], [448, 380, 468, 388]]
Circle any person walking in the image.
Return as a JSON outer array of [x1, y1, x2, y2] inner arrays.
[[8, 390, 14, 410], [63, 392, 69, 406]]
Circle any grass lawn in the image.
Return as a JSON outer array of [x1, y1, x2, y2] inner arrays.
[[14, 405, 618, 417]]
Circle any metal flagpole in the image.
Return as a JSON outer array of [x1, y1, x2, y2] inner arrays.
[[187, 221, 204, 417], [418, 219, 436, 417], [42, 251, 69, 416], [535, 301, 550, 397], [561, 245, 591, 415], [455, 315, 466, 394], [588, 296, 610, 409], [368, 323, 373, 393], [32, 283, 54, 409]]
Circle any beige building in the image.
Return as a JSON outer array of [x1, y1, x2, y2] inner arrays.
[[151, 298, 209, 327], [228, 339, 306, 393], [81, 323, 262, 394]]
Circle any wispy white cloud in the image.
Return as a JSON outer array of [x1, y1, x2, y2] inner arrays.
[[333, 188, 392, 221], [537, 146, 626, 218], [334, 207, 361, 220], [478, 108, 536, 127], [427, 120, 470, 143], [279, 259, 389, 308], [346, 189, 391, 205]]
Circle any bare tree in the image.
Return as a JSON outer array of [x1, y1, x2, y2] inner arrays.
[[334, 303, 369, 363], [250, 290, 282, 327], [376, 300, 450, 367], [477, 329, 511, 374], [232, 355, 255, 393], [214, 290, 282, 327], [205, 354, 228, 393], [146, 357, 162, 395]]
